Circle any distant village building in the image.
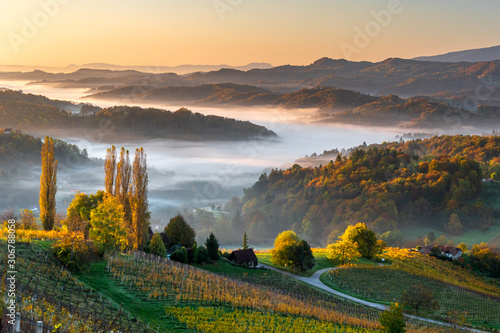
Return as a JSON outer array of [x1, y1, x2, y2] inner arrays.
[[228, 249, 258, 268], [419, 244, 463, 260], [2, 128, 12, 135]]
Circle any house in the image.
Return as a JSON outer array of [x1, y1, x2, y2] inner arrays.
[[2, 128, 12, 135], [419, 244, 463, 260], [227, 249, 258, 268]]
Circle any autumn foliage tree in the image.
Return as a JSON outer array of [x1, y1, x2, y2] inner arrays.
[[401, 284, 439, 315], [40, 136, 58, 230], [104, 146, 117, 195], [115, 147, 132, 233], [64, 191, 104, 237], [19, 209, 38, 230], [104, 146, 148, 249], [327, 239, 360, 265], [89, 194, 127, 253], [130, 148, 149, 250], [271, 230, 300, 266], [341, 223, 378, 260]]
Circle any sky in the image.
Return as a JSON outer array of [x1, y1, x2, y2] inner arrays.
[[1, 0, 499, 67]]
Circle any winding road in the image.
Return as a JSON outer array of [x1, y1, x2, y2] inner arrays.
[[259, 264, 488, 333]]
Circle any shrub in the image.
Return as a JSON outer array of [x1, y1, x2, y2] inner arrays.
[[51, 233, 99, 272], [197, 246, 209, 263], [379, 303, 406, 333], [170, 247, 188, 263]]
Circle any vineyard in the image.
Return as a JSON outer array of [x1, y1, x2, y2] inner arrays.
[[382, 248, 500, 297], [1, 238, 490, 332], [324, 266, 500, 330], [108, 251, 463, 333], [0, 240, 149, 332]]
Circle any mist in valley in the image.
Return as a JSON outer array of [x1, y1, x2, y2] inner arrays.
[[0, 80, 484, 245]]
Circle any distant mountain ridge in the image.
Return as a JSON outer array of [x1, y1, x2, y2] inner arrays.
[[0, 62, 274, 75], [413, 45, 500, 63]]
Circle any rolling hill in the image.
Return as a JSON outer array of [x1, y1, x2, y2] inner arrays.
[[413, 45, 500, 63]]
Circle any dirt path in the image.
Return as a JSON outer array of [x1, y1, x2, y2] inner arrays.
[[258, 264, 488, 332]]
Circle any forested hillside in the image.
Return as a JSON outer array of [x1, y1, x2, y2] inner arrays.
[[87, 85, 378, 110], [0, 130, 91, 177], [320, 95, 496, 128], [0, 90, 276, 141], [237, 135, 500, 245]]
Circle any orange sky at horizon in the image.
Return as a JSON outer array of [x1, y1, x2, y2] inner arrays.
[[0, 0, 499, 67]]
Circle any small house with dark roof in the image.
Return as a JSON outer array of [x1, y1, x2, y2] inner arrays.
[[2, 128, 12, 135], [419, 244, 462, 260], [228, 249, 258, 268]]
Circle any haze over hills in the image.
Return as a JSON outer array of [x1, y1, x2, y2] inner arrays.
[[413, 45, 500, 63], [3, 57, 499, 110], [0, 62, 274, 75]]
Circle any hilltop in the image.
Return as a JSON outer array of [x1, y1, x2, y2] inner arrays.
[[0, 90, 277, 141], [234, 135, 500, 246]]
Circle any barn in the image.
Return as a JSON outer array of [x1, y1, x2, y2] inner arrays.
[[227, 249, 258, 268]]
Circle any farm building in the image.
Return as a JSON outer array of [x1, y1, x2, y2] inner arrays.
[[419, 244, 463, 260], [2, 128, 12, 135], [228, 249, 258, 268]]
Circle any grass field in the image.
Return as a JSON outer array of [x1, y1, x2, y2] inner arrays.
[[321, 266, 500, 330]]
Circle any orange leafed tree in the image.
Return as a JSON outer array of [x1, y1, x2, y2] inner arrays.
[[39, 136, 58, 230]]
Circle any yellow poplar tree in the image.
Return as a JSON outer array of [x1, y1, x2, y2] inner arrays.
[[104, 146, 117, 195], [115, 147, 132, 234], [130, 148, 150, 250], [40, 136, 58, 230]]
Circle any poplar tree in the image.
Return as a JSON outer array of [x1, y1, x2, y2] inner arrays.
[[115, 147, 132, 231], [104, 146, 117, 195], [130, 148, 149, 249], [40, 136, 58, 230]]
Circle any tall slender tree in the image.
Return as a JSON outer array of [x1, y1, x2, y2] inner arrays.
[[40, 136, 58, 230], [115, 147, 132, 231], [242, 232, 249, 249], [130, 148, 149, 249], [104, 146, 117, 195]]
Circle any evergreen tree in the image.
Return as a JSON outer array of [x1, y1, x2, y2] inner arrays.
[[40, 136, 58, 231], [149, 233, 167, 257], [205, 232, 220, 261], [242, 232, 249, 249]]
